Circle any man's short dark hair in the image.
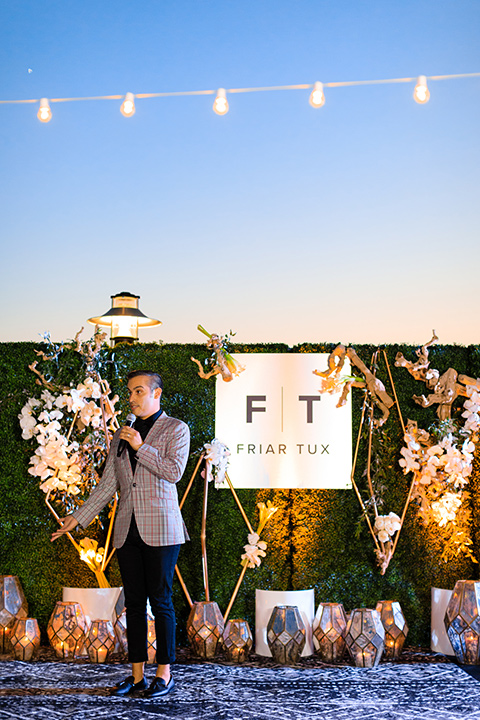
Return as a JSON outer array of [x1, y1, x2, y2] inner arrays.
[[127, 370, 163, 391]]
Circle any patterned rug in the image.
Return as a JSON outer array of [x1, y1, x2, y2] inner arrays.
[[0, 660, 479, 720]]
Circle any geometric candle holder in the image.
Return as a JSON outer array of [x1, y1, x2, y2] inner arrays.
[[85, 619, 116, 663], [10, 618, 41, 661], [114, 609, 128, 656], [266, 605, 307, 665], [0, 575, 29, 653], [186, 601, 224, 659], [223, 619, 253, 663], [312, 602, 347, 663], [444, 580, 480, 665], [375, 600, 409, 660], [47, 601, 87, 659], [147, 617, 157, 663], [113, 606, 156, 660], [345, 608, 385, 668]]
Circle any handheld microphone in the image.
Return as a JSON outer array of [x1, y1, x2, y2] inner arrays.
[[117, 413, 136, 457]]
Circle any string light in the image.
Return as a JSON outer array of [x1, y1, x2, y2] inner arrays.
[[213, 88, 229, 115], [1, 71, 477, 122], [37, 98, 52, 123], [120, 92, 135, 117], [413, 75, 430, 104], [309, 81, 325, 108]]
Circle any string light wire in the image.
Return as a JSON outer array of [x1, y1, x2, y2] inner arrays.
[[0, 72, 478, 113]]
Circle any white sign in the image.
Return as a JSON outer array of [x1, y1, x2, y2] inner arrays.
[[215, 353, 352, 489]]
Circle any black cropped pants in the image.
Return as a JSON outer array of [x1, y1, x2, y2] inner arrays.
[[116, 515, 181, 664]]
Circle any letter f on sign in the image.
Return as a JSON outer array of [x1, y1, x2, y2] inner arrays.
[[246, 396, 266, 423]]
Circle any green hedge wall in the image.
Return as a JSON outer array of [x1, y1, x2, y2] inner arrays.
[[1, 340, 479, 647]]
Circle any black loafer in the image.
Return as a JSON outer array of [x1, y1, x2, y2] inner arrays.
[[111, 675, 148, 696], [144, 676, 175, 698]]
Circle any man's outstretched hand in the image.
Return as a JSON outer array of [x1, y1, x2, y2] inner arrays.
[[51, 515, 79, 541]]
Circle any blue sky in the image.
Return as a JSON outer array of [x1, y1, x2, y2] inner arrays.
[[1, 1, 479, 347]]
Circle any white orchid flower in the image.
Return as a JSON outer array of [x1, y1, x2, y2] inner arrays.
[[28, 458, 51, 480], [241, 543, 267, 568], [241, 532, 267, 568], [427, 444, 443, 457], [80, 401, 101, 427], [377, 529, 390, 543], [204, 439, 230, 484], [55, 394, 70, 409], [80, 377, 102, 399], [19, 413, 37, 439], [399, 447, 420, 473], [384, 512, 401, 536], [40, 389, 55, 409], [68, 389, 86, 412]]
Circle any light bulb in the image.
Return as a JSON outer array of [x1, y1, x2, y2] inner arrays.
[[213, 88, 229, 115], [309, 81, 325, 108], [120, 92, 136, 117], [413, 75, 430, 104], [37, 98, 52, 123]]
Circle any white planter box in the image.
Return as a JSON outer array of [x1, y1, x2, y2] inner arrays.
[[62, 587, 123, 627], [431, 587, 454, 655]]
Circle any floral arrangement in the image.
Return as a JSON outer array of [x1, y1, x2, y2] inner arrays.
[[20, 378, 118, 501], [315, 345, 403, 574], [373, 512, 402, 544], [18, 330, 122, 586], [396, 334, 480, 563], [191, 325, 245, 382], [174, 435, 278, 621], [203, 438, 231, 487], [399, 418, 477, 562], [240, 501, 278, 568], [223, 500, 278, 621]]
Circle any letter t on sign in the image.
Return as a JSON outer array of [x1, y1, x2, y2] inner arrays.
[[247, 396, 266, 423], [298, 395, 321, 423]]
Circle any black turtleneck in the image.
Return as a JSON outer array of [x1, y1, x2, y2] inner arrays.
[[127, 408, 163, 473]]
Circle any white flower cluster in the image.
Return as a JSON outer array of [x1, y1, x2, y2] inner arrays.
[[19, 379, 115, 496], [373, 512, 401, 543], [400, 432, 474, 491], [241, 532, 267, 568], [203, 438, 231, 486], [430, 492, 463, 527], [317, 374, 344, 395], [399, 414, 476, 528], [462, 384, 480, 434]]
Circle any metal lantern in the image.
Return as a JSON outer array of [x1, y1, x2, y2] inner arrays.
[[85, 619, 116, 663], [445, 580, 480, 665], [345, 608, 385, 668], [187, 601, 224, 659], [312, 602, 347, 663], [223, 619, 253, 663], [147, 617, 157, 663], [266, 605, 306, 665], [47, 601, 87, 659], [114, 609, 128, 656], [10, 618, 41, 661], [0, 575, 28, 653], [375, 600, 409, 660], [88, 291, 161, 346]]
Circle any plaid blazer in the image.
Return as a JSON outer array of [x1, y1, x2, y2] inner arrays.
[[73, 412, 190, 548]]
